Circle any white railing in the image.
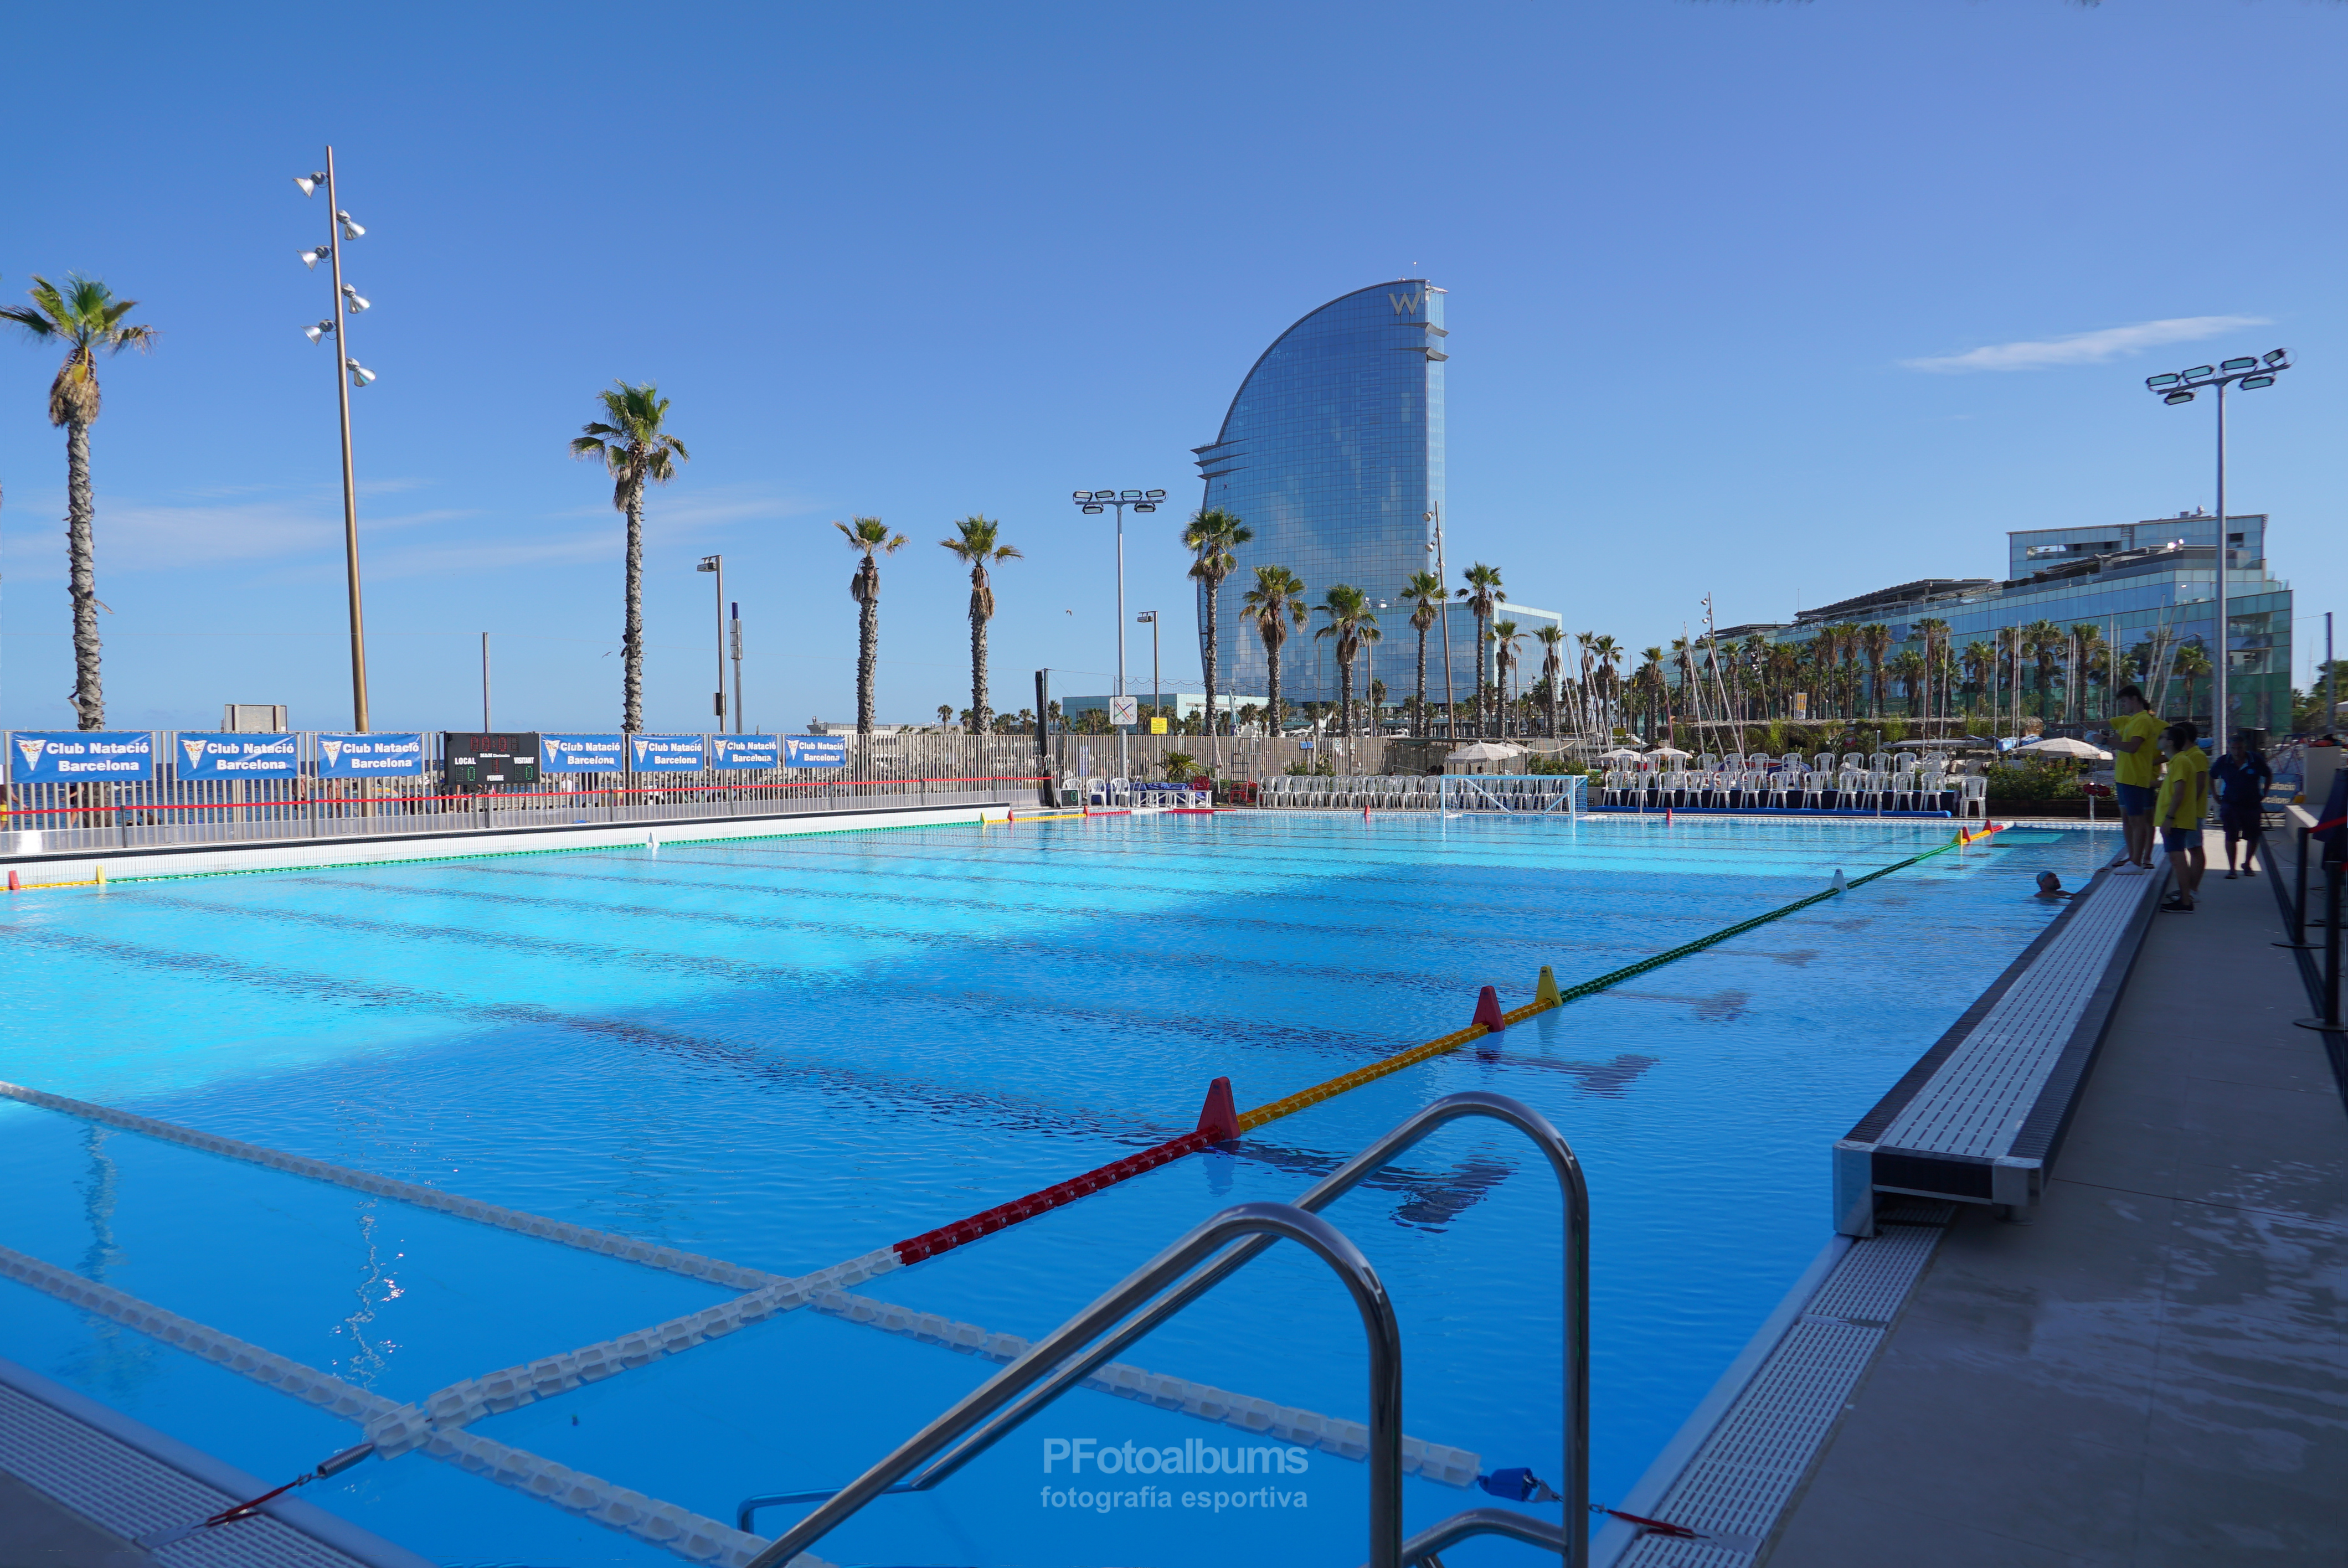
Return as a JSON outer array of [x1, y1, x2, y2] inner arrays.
[[2, 730, 1046, 858]]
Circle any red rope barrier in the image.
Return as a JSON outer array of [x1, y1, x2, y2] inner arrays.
[[894, 1129, 1216, 1263]]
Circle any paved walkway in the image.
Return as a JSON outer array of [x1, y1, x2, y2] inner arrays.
[[1763, 862, 2348, 1566]]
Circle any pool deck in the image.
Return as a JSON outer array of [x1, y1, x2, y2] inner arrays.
[[1759, 863, 2348, 1566]]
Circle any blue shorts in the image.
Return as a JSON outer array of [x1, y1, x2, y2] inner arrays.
[[2116, 782, 2155, 815], [2161, 827, 2204, 853]]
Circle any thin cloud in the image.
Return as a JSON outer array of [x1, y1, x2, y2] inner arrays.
[[1903, 315, 2272, 374]]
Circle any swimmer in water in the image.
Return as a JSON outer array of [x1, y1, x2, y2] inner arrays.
[[2032, 871, 2073, 901]]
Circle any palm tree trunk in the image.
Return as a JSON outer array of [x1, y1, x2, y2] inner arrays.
[[969, 589, 988, 735], [1201, 579, 1221, 764], [620, 481, 644, 733], [1338, 656, 1354, 746], [65, 419, 105, 729], [1266, 631, 1284, 738], [1414, 625, 1428, 739], [857, 567, 879, 737]]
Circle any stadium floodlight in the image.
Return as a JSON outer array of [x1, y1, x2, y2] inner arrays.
[[1071, 490, 1093, 501], [294, 172, 325, 198], [302, 320, 334, 343], [337, 212, 365, 239], [341, 286, 369, 311], [296, 146, 377, 732], [300, 246, 329, 269], [2141, 346, 2296, 742], [1070, 484, 1171, 776], [346, 359, 376, 386]]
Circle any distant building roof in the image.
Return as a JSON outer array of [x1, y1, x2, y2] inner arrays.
[[1794, 579, 1995, 625]]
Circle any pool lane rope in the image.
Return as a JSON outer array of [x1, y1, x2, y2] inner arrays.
[[893, 824, 2009, 1264]]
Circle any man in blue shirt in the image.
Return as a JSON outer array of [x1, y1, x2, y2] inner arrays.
[[2210, 731, 2272, 879]]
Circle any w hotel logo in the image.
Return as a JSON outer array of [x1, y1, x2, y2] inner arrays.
[[1389, 288, 1424, 316]]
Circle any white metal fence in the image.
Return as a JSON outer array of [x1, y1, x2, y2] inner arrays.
[[1, 731, 1046, 858]]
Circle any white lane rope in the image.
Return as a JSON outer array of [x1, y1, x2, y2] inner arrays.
[[0, 1242, 809, 1568], [2, 1084, 1482, 1491]]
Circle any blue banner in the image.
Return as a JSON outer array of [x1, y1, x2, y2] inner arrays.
[[784, 735, 848, 768], [541, 733, 626, 773], [9, 731, 154, 783], [631, 735, 706, 772], [174, 733, 300, 778], [710, 735, 780, 770], [317, 733, 424, 778]]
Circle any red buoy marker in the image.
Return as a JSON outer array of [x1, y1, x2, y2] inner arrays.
[[1471, 985, 1506, 1034], [1195, 1075, 1240, 1142]]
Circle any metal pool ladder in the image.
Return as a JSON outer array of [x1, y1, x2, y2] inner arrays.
[[738, 1090, 1588, 1568]]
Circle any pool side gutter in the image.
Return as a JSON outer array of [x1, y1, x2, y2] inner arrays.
[[0, 1353, 436, 1568], [0, 800, 1016, 889]]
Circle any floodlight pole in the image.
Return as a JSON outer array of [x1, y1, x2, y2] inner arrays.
[[698, 555, 725, 729], [323, 147, 370, 731], [730, 601, 744, 734], [1074, 490, 1166, 780], [1429, 506, 1454, 742], [2147, 350, 2292, 738]]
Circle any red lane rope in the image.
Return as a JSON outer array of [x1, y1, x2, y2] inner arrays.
[[895, 1129, 1217, 1263]]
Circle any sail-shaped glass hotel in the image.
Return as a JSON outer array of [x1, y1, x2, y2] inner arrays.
[[1193, 281, 1552, 710]]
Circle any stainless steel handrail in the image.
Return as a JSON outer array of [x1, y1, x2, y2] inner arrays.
[[740, 1091, 1589, 1565], [742, 1200, 1405, 1568], [912, 1090, 1587, 1564], [1394, 1505, 1573, 1565]]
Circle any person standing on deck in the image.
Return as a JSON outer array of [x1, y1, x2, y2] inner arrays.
[[2109, 685, 2165, 872], [2211, 731, 2273, 880], [2155, 722, 2211, 912]]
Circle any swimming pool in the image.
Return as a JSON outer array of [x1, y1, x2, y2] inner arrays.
[[0, 814, 2102, 1566]]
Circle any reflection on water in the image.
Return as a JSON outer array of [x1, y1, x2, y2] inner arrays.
[[64, 1125, 157, 1399]]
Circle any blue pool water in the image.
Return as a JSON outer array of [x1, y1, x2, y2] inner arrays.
[[0, 815, 2101, 1566]]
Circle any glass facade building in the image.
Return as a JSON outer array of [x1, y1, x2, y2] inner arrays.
[[1193, 280, 1459, 706], [1733, 514, 2293, 734]]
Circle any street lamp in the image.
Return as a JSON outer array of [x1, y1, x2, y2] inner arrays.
[[294, 148, 379, 730], [1136, 611, 1160, 734], [697, 556, 728, 729], [2145, 348, 2292, 737], [1072, 488, 1166, 778]]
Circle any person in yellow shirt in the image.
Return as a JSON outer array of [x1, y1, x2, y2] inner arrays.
[[2154, 721, 2210, 911], [2108, 684, 2165, 871]]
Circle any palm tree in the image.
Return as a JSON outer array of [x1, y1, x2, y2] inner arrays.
[[3, 275, 158, 728], [569, 381, 688, 734], [935, 704, 954, 729], [1492, 620, 1524, 737], [1312, 585, 1379, 739], [938, 515, 1021, 734], [1241, 564, 1308, 735], [1182, 509, 1253, 753], [2021, 618, 2065, 722], [2175, 643, 2213, 725], [1535, 625, 1567, 739], [1857, 623, 1892, 718], [1401, 569, 1446, 737], [1635, 646, 1666, 740], [1960, 641, 1996, 723], [1911, 617, 1949, 730], [1456, 563, 1506, 735], [837, 515, 908, 737], [1888, 648, 1927, 718], [2068, 623, 2106, 723], [1593, 635, 1624, 736]]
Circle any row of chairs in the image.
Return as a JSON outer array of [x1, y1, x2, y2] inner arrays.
[[1259, 775, 1439, 809], [1598, 767, 1986, 815]]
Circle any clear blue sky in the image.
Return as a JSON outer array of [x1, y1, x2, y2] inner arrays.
[[3, 2, 2341, 734]]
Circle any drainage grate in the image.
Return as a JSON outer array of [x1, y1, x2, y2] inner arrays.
[[1615, 1223, 1946, 1566], [0, 1383, 371, 1568]]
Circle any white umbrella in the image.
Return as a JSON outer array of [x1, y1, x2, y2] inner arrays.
[[1595, 747, 1644, 762], [1445, 741, 1526, 762], [2015, 736, 2112, 761], [1645, 746, 1692, 760]]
